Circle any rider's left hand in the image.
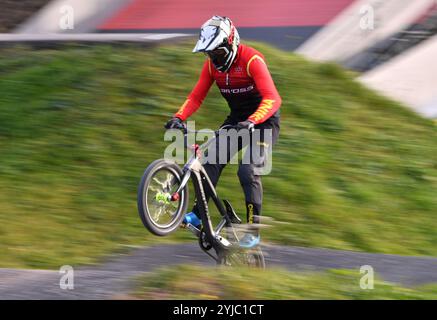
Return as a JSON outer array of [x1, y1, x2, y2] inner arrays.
[[236, 120, 255, 132]]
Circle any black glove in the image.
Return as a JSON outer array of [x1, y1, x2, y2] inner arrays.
[[236, 120, 255, 132], [164, 117, 184, 129]]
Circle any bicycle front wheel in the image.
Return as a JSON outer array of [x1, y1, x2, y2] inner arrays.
[[137, 159, 188, 236]]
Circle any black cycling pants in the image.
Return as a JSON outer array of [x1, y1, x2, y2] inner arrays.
[[192, 117, 280, 227]]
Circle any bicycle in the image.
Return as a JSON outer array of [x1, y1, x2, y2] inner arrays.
[[137, 124, 265, 268]]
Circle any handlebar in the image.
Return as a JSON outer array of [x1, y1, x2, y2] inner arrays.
[[167, 124, 241, 154], [186, 124, 238, 135], [167, 122, 238, 134]]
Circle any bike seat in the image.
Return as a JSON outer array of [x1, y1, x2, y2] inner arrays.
[[223, 200, 242, 224]]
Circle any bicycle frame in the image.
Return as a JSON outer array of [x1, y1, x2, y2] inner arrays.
[[172, 127, 241, 261]]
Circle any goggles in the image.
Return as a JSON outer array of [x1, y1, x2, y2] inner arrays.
[[205, 47, 229, 66]]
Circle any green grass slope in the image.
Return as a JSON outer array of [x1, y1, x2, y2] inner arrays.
[[132, 265, 437, 300], [0, 42, 436, 268]]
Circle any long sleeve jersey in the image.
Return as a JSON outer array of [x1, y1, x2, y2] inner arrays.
[[175, 44, 281, 124]]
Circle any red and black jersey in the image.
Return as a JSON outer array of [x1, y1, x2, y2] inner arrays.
[[175, 44, 281, 124]]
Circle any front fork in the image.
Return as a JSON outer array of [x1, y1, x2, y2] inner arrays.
[[171, 168, 191, 199]]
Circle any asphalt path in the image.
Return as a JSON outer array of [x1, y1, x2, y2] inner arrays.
[[1, 243, 436, 299]]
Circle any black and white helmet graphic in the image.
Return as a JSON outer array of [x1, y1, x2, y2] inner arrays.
[[193, 16, 240, 72]]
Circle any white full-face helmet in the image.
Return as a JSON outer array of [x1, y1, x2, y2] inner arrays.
[[193, 16, 240, 72]]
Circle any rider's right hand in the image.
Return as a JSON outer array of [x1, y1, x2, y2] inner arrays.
[[164, 117, 184, 130]]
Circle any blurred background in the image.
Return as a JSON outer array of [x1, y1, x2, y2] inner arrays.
[[0, 0, 436, 299], [3, 0, 437, 117]]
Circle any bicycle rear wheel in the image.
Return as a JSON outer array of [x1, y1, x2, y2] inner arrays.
[[219, 247, 266, 269], [217, 223, 265, 268], [137, 159, 188, 236]]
